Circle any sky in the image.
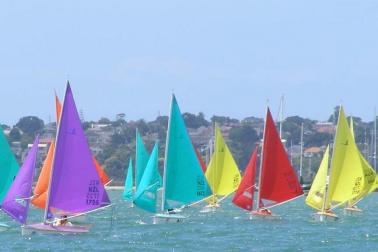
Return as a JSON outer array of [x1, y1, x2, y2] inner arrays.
[[0, 1, 378, 125]]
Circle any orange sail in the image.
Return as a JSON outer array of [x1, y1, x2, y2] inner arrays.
[[32, 141, 55, 208], [258, 108, 303, 209], [232, 146, 258, 211], [55, 93, 62, 123], [93, 157, 111, 185]]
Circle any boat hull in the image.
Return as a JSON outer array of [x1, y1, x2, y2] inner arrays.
[[344, 206, 363, 215], [250, 210, 280, 219], [0, 223, 10, 232], [22, 223, 91, 235], [152, 213, 186, 224], [313, 211, 338, 222]]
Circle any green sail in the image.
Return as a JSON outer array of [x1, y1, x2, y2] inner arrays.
[[135, 130, 150, 189], [123, 158, 134, 200], [133, 142, 162, 213], [162, 95, 211, 210], [0, 125, 19, 203]]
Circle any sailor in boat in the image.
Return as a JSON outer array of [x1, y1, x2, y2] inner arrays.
[[53, 215, 73, 226], [260, 208, 272, 216]]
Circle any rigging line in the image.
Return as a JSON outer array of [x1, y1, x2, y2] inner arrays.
[[45, 204, 113, 224]]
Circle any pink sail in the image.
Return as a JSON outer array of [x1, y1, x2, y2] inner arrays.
[[46, 83, 110, 219], [2, 136, 39, 224]]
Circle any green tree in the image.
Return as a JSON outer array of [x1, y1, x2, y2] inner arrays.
[[229, 124, 259, 169], [9, 127, 21, 142], [16, 116, 44, 136]]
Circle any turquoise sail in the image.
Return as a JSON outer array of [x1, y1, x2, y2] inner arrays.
[[0, 125, 19, 204], [133, 142, 162, 213], [123, 158, 134, 200], [136, 130, 150, 189], [162, 95, 211, 210]]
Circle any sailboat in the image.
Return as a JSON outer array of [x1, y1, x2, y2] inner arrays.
[[32, 93, 110, 210], [0, 124, 21, 231], [344, 117, 377, 212], [1, 137, 39, 231], [232, 146, 258, 212], [305, 106, 376, 221], [153, 94, 211, 223], [252, 108, 303, 217], [23, 83, 111, 234], [133, 142, 162, 213], [204, 125, 241, 211], [122, 130, 151, 205], [0, 125, 20, 204], [123, 158, 134, 204]]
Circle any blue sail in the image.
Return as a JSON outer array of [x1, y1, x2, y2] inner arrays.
[[123, 158, 134, 200], [133, 142, 162, 213], [163, 95, 212, 210]]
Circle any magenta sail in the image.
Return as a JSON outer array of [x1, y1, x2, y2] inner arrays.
[[46, 83, 110, 219], [1, 136, 39, 224]]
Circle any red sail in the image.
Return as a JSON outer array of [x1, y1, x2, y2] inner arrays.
[[258, 108, 303, 208], [232, 146, 258, 211], [195, 147, 207, 173]]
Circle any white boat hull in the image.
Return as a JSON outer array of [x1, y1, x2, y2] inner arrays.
[[21, 223, 91, 235], [312, 211, 338, 222], [0, 223, 10, 232], [152, 213, 187, 224]]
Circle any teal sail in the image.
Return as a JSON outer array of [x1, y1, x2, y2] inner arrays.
[[133, 142, 162, 213], [123, 158, 134, 200], [0, 125, 19, 204], [136, 130, 150, 189], [162, 95, 211, 210]]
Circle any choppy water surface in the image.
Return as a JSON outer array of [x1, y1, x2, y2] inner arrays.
[[1, 190, 378, 251]]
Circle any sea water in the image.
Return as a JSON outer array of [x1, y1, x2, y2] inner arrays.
[[1, 190, 378, 251]]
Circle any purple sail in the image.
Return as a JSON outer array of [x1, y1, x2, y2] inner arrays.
[[46, 83, 110, 218], [2, 136, 39, 224]]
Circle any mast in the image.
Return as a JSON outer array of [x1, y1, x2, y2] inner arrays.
[[135, 128, 138, 189], [374, 108, 377, 171], [321, 106, 342, 213], [212, 122, 217, 204], [256, 106, 268, 211], [43, 81, 68, 222], [299, 123, 304, 184], [279, 95, 284, 140], [161, 94, 174, 212]]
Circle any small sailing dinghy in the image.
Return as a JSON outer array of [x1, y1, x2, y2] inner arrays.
[[23, 83, 111, 234], [0, 124, 20, 231], [32, 93, 110, 210], [203, 125, 241, 212], [133, 142, 162, 214], [123, 130, 151, 205], [306, 107, 376, 221], [1, 136, 39, 232], [232, 146, 258, 213], [344, 117, 377, 214], [153, 95, 211, 223], [123, 158, 134, 206], [252, 108, 303, 218]]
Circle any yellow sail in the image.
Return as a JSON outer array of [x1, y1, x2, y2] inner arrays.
[[347, 117, 376, 205], [305, 145, 330, 211], [205, 126, 241, 197], [329, 107, 376, 208]]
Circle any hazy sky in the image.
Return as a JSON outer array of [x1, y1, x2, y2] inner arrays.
[[1, 1, 378, 125]]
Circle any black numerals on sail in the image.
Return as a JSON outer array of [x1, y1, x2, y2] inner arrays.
[[196, 176, 206, 196], [87, 180, 100, 205], [352, 177, 362, 195]]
